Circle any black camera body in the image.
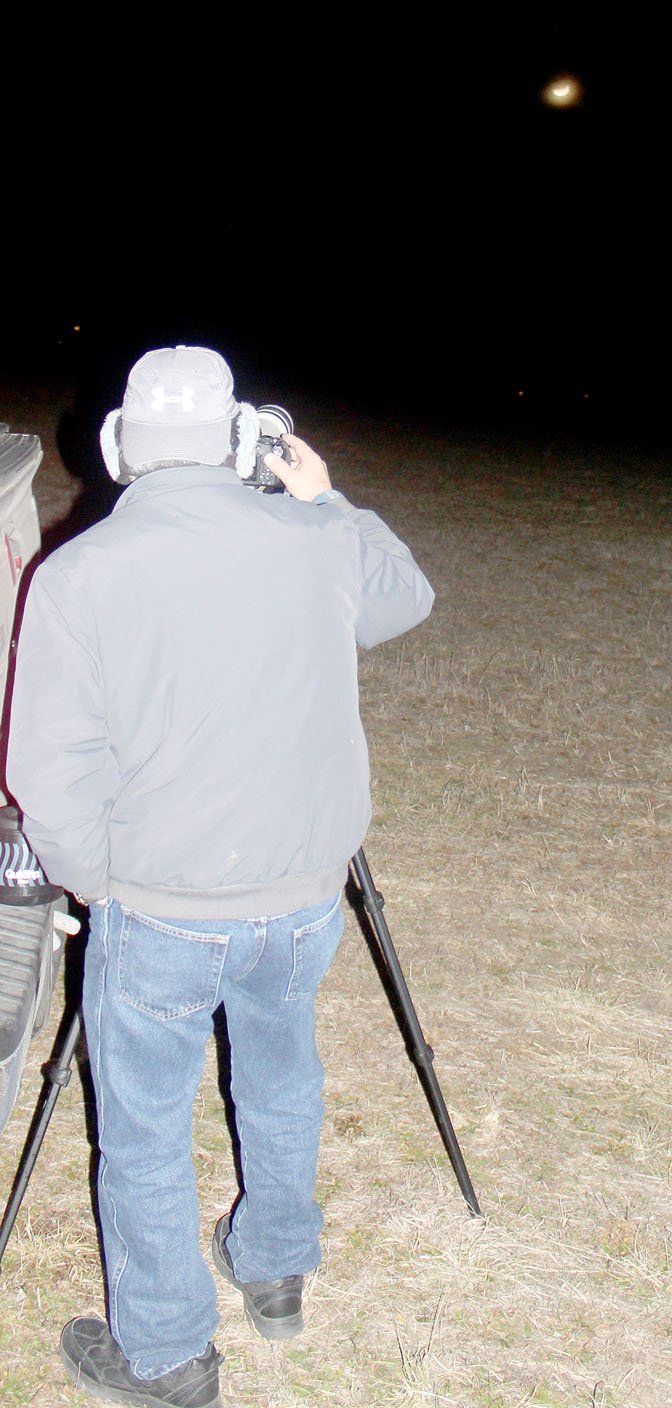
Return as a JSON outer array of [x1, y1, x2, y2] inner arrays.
[[250, 405, 293, 492], [254, 433, 292, 490]]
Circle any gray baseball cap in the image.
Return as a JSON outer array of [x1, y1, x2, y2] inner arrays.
[[100, 345, 244, 480]]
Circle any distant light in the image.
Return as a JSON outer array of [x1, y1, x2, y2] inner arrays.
[[583, 391, 590, 400], [73, 325, 81, 332], [541, 75, 583, 108], [517, 389, 525, 398]]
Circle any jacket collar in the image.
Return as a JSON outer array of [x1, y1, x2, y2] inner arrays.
[[113, 462, 246, 511]]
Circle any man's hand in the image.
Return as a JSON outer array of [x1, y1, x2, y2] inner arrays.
[[264, 433, 332, 502]]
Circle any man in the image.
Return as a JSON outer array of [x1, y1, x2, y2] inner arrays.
[[8, 345, 434, 1408]]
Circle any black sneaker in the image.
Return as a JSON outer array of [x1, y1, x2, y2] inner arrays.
[[211, 1216, 304, 1341], [59, 1317, 222, 1407]]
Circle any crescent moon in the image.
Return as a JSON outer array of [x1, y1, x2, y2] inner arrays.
[[541, 75, 583, 108]]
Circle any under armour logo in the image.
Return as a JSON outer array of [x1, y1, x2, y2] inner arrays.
[[150, 385, 196, 414]]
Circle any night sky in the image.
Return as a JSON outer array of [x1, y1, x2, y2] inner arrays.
[[3, 17, 668, 442]]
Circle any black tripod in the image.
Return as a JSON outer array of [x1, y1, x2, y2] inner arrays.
[[0, 847, 481, 1267], [349, 849, 480, 1216]]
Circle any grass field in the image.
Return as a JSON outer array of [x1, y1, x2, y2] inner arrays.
[[0, 383, 670, 1406]]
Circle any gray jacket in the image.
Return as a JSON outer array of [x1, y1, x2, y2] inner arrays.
[[8, 465, 434, 918]]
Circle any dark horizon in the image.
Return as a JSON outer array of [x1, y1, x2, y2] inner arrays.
[[2, 300, 666, 456]]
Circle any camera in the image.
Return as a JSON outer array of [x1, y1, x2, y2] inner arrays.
[[250, 405, 293, 492]]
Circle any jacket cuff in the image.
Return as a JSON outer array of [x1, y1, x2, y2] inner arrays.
[[311, 489, 346, 506]]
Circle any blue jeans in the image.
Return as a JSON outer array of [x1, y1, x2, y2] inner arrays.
[[82, 894, 343, 1379]]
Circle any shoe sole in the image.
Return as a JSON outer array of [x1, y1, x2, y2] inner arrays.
[[211, 1229, 303, 1341]]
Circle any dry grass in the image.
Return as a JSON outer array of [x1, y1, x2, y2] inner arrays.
[[0, 383, 670, 1406]]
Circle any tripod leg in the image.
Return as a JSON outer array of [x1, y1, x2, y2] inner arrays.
[[0, 1008, 82, 1268], [350, 848, 482, 1218]]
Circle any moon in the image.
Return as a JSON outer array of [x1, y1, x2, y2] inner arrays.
[[541, 75, 583, 108]]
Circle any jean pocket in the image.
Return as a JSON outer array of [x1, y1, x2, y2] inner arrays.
[[286, 895, 344, 1001], [118, 911, 227, 1021]]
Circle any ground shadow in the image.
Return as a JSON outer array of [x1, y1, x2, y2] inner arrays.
[[41, 396, 122, 559]]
